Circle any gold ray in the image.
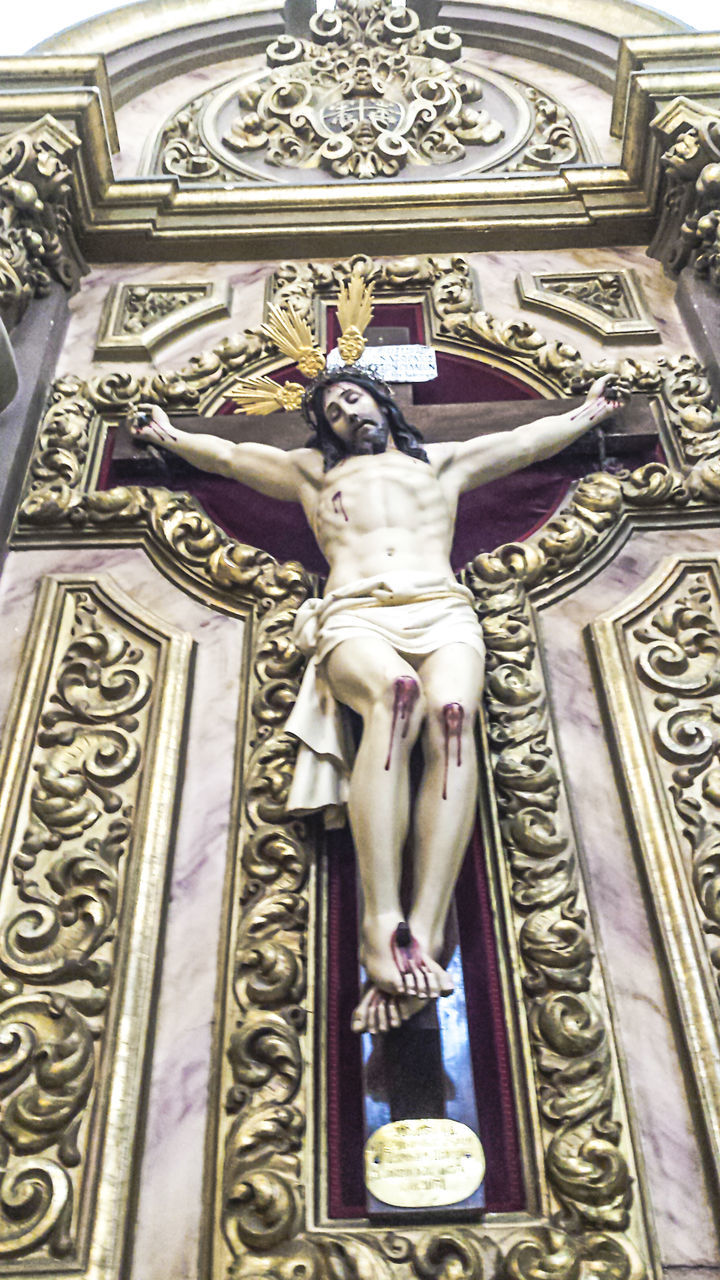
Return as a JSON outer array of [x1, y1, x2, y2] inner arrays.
[[229, 374, 305, 415], [260, 303, 326, 378], [337, 269, 374, 363]]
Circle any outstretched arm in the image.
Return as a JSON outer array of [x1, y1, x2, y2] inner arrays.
[[439, 375, 628, 493], [127, 404, 303, 501]]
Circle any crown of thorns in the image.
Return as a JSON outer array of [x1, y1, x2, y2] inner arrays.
[[230, 268, 378, 416]]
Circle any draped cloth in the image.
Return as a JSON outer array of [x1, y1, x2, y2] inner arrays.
[[285, 572, 486, 828]]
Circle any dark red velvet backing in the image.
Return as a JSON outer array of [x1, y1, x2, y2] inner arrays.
[[325, 825, 526, 1217]]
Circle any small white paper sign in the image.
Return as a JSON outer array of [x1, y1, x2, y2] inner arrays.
[[326, 344, 438, 383]]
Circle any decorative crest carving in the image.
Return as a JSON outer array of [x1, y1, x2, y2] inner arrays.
[[225, 0, 503, 179], [152, 3, 587, 184], [0, 115, 85, 330]]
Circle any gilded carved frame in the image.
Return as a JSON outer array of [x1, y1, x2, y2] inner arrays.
[[0, 573, 194, 1273], [7, 256, 720, 1278], [591, 555, 720, 1191]]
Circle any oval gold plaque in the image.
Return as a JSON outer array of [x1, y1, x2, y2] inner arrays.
[[364, 1119, 485, 1208]]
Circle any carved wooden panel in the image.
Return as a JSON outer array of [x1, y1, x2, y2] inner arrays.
[[0, 574, 193, 1275], [94, 281, 233, 361], [591, 555, 720, 1188]]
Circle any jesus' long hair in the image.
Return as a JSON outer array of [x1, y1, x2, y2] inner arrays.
[[302, 367, 429, 472]]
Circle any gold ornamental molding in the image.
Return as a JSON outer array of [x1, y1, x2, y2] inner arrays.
[[2, 24, 720, 257], [0, 573, 193, 1274], [515, 269, 659, 343], [94, 279, 233, 360], [648, 106, 720, 292], [9, 250, 720, 1280], [591, 555, 720, 1192]]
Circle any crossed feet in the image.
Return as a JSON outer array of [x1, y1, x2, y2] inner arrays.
[[351, 914, 454, 1034]]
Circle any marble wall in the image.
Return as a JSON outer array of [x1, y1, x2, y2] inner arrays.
[[538, 528, 720, 1273], [60, 244, 687, 391]]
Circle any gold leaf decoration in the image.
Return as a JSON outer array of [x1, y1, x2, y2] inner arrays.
[[230, 375, 305, 414], [0, 577, 192, 1270], [336, 270, 374, 363], [260, 303, 325, 378]]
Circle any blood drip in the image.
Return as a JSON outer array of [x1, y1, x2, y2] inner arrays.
[[442, 702, 464, 799], [384, 677, 419, 770]]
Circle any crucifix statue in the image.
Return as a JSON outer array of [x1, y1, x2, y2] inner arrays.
[[127, 273, 627, 1035]]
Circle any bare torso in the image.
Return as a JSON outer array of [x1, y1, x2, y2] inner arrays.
[[294, 446, 457, 592]]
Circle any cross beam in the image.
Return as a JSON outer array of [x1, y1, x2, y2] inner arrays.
[[116, 394, 658, 464]]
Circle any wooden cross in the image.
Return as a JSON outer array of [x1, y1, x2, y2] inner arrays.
[[115, 323, 659, 465]]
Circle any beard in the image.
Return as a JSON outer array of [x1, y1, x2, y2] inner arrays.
[[350, 419, 389, 455]]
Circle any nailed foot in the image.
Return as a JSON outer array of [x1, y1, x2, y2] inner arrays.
[[391, 921, 454, 998], [351, 985, 428, 1034]]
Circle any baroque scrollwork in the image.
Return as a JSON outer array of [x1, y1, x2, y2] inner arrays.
[[0, 115, 85, 330], [223, 0, 503, 180], [0, 577, 192, 1273], [465, 561, 636, 1242], [152, 0, 586, 185]]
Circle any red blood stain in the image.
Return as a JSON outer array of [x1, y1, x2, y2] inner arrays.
[[442, 702, 464, 798], [332, 490, 349, 521], [384, 677, 419, 770]]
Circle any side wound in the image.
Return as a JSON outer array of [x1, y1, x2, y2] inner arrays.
[[385, 677, 420, 770], [442, 702, 464, 799]]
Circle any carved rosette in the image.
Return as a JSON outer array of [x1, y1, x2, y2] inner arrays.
[[0, 115, 85, 330], [591, 557, 720, 1192], [0, 576, 193, 1273]]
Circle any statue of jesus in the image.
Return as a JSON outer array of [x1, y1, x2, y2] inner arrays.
[[130, 368, 624, 1033]]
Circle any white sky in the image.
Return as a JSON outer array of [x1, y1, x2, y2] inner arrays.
[[1, 0, 719, 54]]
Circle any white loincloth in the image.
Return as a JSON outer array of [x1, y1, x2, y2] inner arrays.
[[285, 572, 485, 828]]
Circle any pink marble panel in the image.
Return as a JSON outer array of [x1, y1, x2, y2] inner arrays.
[[0, 546, 245, 1280], [61, 260, 270, 382]]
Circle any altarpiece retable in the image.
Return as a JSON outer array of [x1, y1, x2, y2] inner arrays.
[[3, 0, 720, 1276]]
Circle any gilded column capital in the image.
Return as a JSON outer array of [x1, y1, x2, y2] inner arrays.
[[0, 113, 86, 331], [649, 101, 720, 290]]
